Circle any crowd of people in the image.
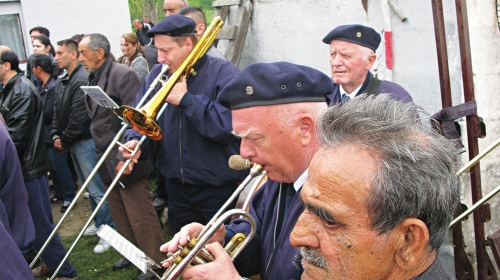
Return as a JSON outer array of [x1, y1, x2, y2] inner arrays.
[[0, 0, 461, 279]]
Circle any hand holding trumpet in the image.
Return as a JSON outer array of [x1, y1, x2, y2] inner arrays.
[[159, 222, 241, 280]]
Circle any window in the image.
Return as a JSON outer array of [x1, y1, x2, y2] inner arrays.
[[0, 13, 27, 61]]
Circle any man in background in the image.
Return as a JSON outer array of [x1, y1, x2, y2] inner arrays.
[[143, 14, 154, 28], [0, 46, 78, 280], [163, 0, 187, 16], [79, 33, 165, 279], [133, 19, 152, 47], [179, 5, 225, 59], [322, 24, 412, 105]]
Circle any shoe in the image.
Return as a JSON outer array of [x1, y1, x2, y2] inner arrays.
[[153, 196, 168, 211], [83, 224, 98, 236], [112, 258, 132, 270], [50, 196, 64, 203], [137, 268, 164, 280], [83, 192, 90, 199], [93, 238, 111, 253], [60, 201, 72, 213], [32, 263, 51, 277]]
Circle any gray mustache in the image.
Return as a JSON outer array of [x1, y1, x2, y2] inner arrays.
[[299, 247, 327, 269]]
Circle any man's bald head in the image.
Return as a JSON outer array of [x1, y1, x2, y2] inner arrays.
[[0, 45, 12, 54], [164, 0, 188, 16]]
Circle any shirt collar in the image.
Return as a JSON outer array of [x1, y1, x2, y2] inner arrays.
[[293, 168, 308, 191], [339, 83, 363, 99]]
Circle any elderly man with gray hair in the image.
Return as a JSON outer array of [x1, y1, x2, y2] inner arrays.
[[291, 94, 459, 279]]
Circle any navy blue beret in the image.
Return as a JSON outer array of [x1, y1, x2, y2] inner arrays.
[[218, 62, 332, 110], [147, 14, 195, 37], [322, 24, 381, 52]]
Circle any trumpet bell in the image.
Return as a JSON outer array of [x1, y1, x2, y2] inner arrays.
[[121, 105, 163, 140]]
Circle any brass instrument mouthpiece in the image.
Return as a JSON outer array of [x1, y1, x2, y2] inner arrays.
[[228, 155, 252, 170]]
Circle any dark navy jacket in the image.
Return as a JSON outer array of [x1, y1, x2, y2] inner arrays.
[[0, 118, 35, 251], [327, 72, 413, 105], [227, 181, 304, 280], [126, 55, 247, 187]]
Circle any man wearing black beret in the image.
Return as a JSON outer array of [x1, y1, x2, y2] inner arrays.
[[161, 62, 332, 280], [121, 14, 247, 250], [322, 24, 413, 105]]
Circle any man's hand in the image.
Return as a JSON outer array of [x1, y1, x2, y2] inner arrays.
[[115, 160, 131, 178], [118, 140, 141, 172], [180, 242, 242, 280], [54, 139, 65, 151], [165, 75, 188, 106]]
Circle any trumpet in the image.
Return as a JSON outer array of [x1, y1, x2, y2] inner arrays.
[[161, 157, 265, 280]]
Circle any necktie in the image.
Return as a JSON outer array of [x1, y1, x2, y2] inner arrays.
[[282, 183, 296, 228], [341, 94, 351, 105]]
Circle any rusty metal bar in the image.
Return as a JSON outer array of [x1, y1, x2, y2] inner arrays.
[[431, 0, 453, 108], [431, 1, 474, 278], [455, 0, 496, 279]]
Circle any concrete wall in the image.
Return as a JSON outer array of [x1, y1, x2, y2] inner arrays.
[[232, 0, 500, 274], [2, 0, 132, 63]]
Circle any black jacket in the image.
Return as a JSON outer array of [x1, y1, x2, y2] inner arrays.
[[39, 77, 57, 146], [51, 63, 92, 148], [0, 73, 49, 180]]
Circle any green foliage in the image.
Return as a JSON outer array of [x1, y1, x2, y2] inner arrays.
[[128, 0, 216, 26]]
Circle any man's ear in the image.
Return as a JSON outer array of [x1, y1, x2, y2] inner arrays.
[[96, 48, 105, 60], [366, 53, 376, 70], [184, 37, 194, 52], [393, 218, 432, 270], [197, 23, 206, 35], [298, 113, 314, 147], [3, 61, 12, 71]]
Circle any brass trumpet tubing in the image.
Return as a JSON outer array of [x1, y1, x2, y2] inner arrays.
[[163, 209, 257, 280], [199, 164, 264, 238], [50, 135, 149, 279], [456, 136, 500, 175], [30, 65, 169, 269]]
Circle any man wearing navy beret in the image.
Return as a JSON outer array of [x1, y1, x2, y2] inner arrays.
[[121, 14, 247, 257], [322, 24, 413, 105], [161, 62, 332, 280]]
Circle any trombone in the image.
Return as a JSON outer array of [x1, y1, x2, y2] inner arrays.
[[45, 17, 225, 279], [30, 63, 169, 269], [450, 135, 500, 227]]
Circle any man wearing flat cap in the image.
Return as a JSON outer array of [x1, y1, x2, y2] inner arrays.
[[121, 15, 247, 239], [323, 24, 412, 105], [161, 62, 332, 280]]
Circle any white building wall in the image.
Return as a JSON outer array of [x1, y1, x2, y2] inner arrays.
[[18, 0, 132, 60]]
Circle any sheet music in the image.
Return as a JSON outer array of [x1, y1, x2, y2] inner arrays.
[[96, 225, 149, 273], [81, 86, 120, 109]]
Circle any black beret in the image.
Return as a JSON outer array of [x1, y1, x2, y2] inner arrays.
[[322, 24, 381, 52], [147, 14, 195, 37], [218, 62, 333, 110]]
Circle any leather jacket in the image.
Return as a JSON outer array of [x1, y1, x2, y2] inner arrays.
[[0, 73, 49, 181], [50, 63, 92, 148]]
